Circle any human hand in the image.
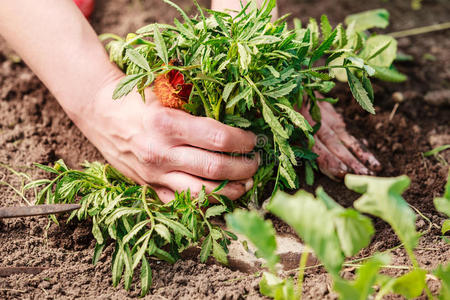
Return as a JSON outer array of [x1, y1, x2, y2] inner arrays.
[[300, 101, 382, 180], [74, 77, 258, 203]]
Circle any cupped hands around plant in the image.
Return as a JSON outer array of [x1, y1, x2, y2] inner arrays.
[[76, 76, 258, 203]]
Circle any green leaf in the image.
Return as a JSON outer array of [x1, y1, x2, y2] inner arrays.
[[442, 220, 450, 235], [140, 256, 152, 297], [126, 48, 151, 72], [346, 69, 375, 114], [267, 190, 344, 275], [316, 187, 374, 257], [162, 0, 194, 28], [345, 175, 420, 252], [371, 65, 407, 82], [222, 82, 237, 102], [359, 35, 397, 67], [123, 219, 151, 244], [223, 115, 251, 128], [361, 74, 374, 103], [92, 243, 105, 265], [334, 254, 390, 300], [392, 269, 427, 299], [205, 205, 227, 219], [263, 82, 297, 98], [156, 216, 193, 239], [434, 264, 450, 300], [310, 28, 337, 64], [112, 246, 124, 287], [345, 9, 390, 32], [225, 209, 279, 272], [248, 35, 281, 46], [154, 223, 171, 242], [259, 272, 297, 300], [92, 221, 104, 245], [320, 15, 332, 39], [112, 73, 146, 100], [152, 24, 168, 64], [213, 180, 229, 193], [226, 87, 251, 109], [424, 145, 450, 158], [132, 235, 150, 269], [199, 235, 212, 263], [237, 43, 251, 71], [435, 197, 450, 218], [261, 98, 289, 139], [212, 239, 228, 265], [276, 104, 312, 133]]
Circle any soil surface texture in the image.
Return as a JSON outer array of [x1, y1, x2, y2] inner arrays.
[[0, 0, 449, 299]]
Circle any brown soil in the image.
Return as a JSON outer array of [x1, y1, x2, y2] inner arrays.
[[1, 0, 449, 299]]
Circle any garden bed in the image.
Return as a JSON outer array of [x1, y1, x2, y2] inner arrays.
[[0, 0, 449, 298]]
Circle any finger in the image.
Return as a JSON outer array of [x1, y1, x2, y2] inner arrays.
[[149, 105, 256, 153], [317, 122, 371, 175], [312, 138, 348, 181], [167, 146, 259, 180], [319, 102, 382, 172], [162, 171, 253, 201], [153, 186, 175, 203]]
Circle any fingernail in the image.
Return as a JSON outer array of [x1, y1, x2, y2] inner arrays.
[[245, 178, 254, 192], [359, 166, 370, 175]]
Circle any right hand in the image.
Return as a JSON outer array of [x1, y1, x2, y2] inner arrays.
[[74, 76, 258, 203]]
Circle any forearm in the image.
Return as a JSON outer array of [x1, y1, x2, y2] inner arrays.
[[211, 0, 278, 19], [0, 0, 120, 122]]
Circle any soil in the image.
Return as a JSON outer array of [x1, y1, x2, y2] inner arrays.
[[0, 0, 449, 299]]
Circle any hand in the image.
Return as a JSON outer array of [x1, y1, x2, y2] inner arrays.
[[300, 101, 382, 180], [74, 77, 258, 203]]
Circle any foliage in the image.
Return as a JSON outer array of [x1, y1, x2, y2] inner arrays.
[[434, 170, 450, 236], [101, 0, 404, 196], [25, 159, 235, 296], [226, 174, 449, 300]]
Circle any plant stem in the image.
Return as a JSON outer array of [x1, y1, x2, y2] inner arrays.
[[388, 22, 450, 38], [297, 246, 310, 300]]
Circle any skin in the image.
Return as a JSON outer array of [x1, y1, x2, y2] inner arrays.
[[0, 0, 380, 203]]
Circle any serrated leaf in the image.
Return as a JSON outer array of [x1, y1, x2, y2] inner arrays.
[[320, 15, 332, 39], [92, 220, 104, 245], [263, 82, 297, 98], [213, 180, 229, 193], [140, 256, 152, 297], [226, 209, 279, 271], [346, 69, 375, 114], [126, 48, 151, 72], [267, 190, 344, 274], [132, 235, 150, 270], [261, 98, 289, 139], [226, 87, 251, 109], [152, 24, 168, 64], [156, 216, 193, 239], [223, 115, 251, 128], [359, 35, 397, 67], [112, 246, 124, 287], [237, 43, 251, 71], [92, 243, 105, 265], [248, 35, 281, 46], [123, 220, 151, 244], [222, 82, 237, 102], [199, 235, 212, 263], [112, 73, 146, 100], [212, 239, 228, 265], [277, 103, 313, 133], [310, 28, 337, 64], [154, 223, 171, 242], [345, 175, 420, 252], [205, 205, 227, 219]]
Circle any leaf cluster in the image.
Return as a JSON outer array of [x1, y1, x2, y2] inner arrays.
[[102, 0, 404, 196], [226, 174, 449, 300], [26, 159, 236, 296]]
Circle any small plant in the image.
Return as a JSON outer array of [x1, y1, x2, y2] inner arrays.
[[226, 174, 450, 299], [25, 160, 235, 296], [102, 0, 404, 198]]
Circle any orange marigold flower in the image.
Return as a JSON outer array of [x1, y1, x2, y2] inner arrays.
[[153, 69, 193, 109]]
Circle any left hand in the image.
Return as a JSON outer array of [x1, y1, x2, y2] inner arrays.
[[300, 101, 382, 180]]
